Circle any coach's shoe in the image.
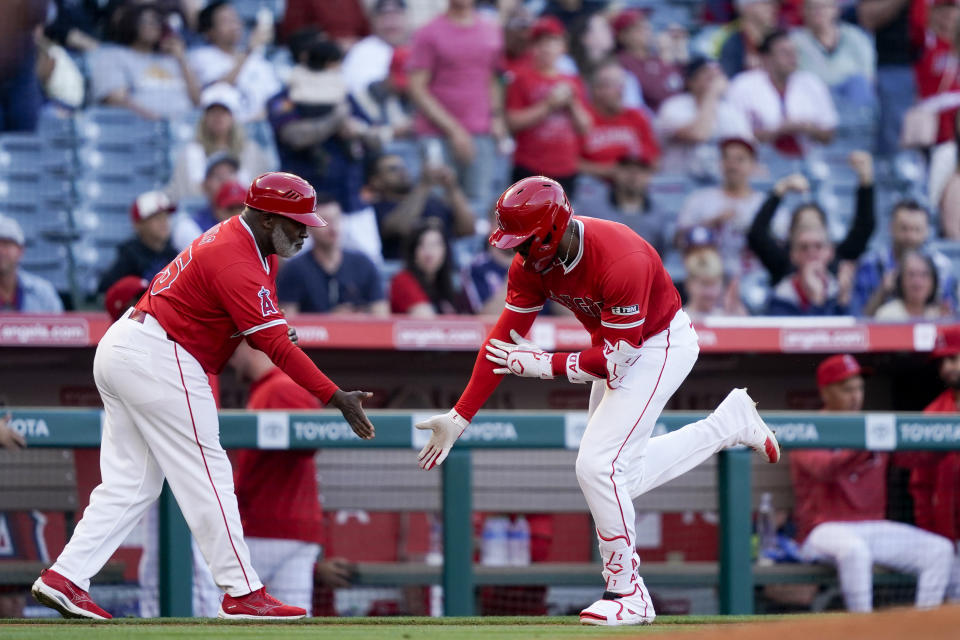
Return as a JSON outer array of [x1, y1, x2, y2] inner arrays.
[[218, 587, 306, 620], [31, 569, 112, 620], [724, 388, 780, 463], [579, 580, 656, 626]]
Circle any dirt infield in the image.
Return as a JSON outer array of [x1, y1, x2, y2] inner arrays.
[[647, 605, 960, 640]]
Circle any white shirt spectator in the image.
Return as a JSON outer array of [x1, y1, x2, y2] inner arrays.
[[342, 35, 394, 98], [677, 187, 765, 277], [90, 45, 194, 119], [726, 69, 838, 145], [791, 23, 875, 87], [188, 46, 282, 122], [656, 94, 751, 175]]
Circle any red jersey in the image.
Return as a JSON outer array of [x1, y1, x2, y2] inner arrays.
[[506, 67, 587, 177], [454, 216, 681, 420], [580, 106, 660, 167], [136, 215, 338, 402], [234, 368, 324, 543]]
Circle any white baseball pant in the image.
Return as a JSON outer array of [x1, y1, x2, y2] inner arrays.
[[577, 309, 756, 591], [246, 537, 321, 614], [52, 310, 262, 597], [801, 520, 954, 611]]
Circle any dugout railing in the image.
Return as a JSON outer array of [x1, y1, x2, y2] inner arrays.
[[2, 408, 958, 616]]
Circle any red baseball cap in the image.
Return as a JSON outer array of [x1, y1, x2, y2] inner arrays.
[[530, 16, 565, 41], [817, 354, 871, 388], [104, 276, 149, 321], [215, 180, 247, 210], [932, 326, 960, 359], [612, 9, 650, 37], [130, 190, 176, 224]]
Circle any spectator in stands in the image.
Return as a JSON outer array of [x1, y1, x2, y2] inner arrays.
[[682, 245, 748, 321], [90, 2, 201, 120], [44, 0, 105, 52], [930, 110, 960, 230], [229, 342, 355, 614], [97, 190, 178, 294], [277, 195, 387, 316], [613, 8, 683, 111], [281, 0, 370, 50], [719, 0, 778, 78], [407, 0, 504, 216], [463, 241, 514, 315], [791, 0, 876, 109], [0, 0, 47, 132], [766, 221, 849, 315], [506, 16, 591, 195], [186, 152, 240, 233], [503, 4, 534, 78], [541, 0, 607, 31], [656, 58, 752, 177], [748, 151, 876, 286], [676, 137, 763, 278], [268, 32, 369, 216], [914, 0, 960, 147], [167, 83, 272, 201], [588, 154, 669, 254], [0, 412, 24, 449], [0, 215, 63, 312], [390, 220, 465, 316], [365, 153, 474, 262], [188, 0, 280, 123], [579, 59, 660, 181], [870, 250, 949, 320], [727, 29, 837, 157], [566, 12, 617, 85], [342, 0, 409, 108], [857, 0, 922, 155], [104, 275, 149, 323], [790, 354, 954, 613], [210, 180, 247, 223], [850, 199, 958, 315]]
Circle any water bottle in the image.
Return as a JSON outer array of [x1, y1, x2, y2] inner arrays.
[[507, 515, 531, 566], [481, 516, 510, 566], [756, 492, 776, 566]]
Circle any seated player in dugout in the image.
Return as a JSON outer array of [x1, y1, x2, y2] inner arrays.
[[415, 176, 782, 626]]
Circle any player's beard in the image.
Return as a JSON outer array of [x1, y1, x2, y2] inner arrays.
[[272, 225, 301, 258]]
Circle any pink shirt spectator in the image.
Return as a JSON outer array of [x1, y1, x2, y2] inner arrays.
[[408, 13, 503, 136]]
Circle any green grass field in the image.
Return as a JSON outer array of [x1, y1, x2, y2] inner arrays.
[[0, 615, 776, 640]]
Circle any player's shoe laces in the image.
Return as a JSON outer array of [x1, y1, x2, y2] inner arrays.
[[217, 587, 306, 620], [579, 580, 656, 626], [724, 388, 780, 463], [31, 569, 112, 620]]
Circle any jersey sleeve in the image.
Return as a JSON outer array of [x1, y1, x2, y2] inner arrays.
[[503, 255, 547, 314]]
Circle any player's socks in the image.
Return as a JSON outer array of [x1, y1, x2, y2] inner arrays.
[[217, 587, 306, 620], [31, 569, 112, 620]]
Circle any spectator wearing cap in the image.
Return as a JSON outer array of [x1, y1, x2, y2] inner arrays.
[[342, 0, 409, 109], [579, 59, 659, 183], [212, 180, 248, 225], [681, 245, 747, 321], [726, 29, 837, 156], [790, 0, 876, 109], [89, 2, 200, 120], [365, 153, 474, 261], [167, 83, 273, 201], [676, 137, 763, 278], [789, 354, 953, 613], [506, 16, 591, 195], [407, 0, 505, 218], [850, 199, 958, 316], [187, 0, 281, 123], [871, 250, 951, 321], [655, 58, 751, 176], [277, 195, 387, 316], [0, 214, 62, 312], [98, 191, 179, 293], [613, 8, 683, 111], [104, 275, 149, 321], [187, 151, 241, 233], [718, 0, 779, 78], [588, 155, 669, 254]]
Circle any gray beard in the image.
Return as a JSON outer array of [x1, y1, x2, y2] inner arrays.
[[272, 225, 299, 258]]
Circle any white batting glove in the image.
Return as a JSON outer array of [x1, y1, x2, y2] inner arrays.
[[415, 409, 469, 470], [485, 329, 554, 379]]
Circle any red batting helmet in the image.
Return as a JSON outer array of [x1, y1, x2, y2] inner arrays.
[[244, 172, 327, 227], [489, 176, 572, 273]]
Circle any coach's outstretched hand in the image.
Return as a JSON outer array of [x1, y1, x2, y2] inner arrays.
[[329, 390, 376, 440], [415, 409, 469, 470]]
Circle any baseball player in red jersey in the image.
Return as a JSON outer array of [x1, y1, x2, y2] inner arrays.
[[31, 172, 375, 621], [415, 177, 781, 626]]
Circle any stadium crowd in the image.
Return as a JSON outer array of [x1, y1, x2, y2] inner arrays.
[[0, 0, 959, 322]]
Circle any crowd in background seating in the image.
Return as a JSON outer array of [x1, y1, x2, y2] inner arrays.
[[0, 0, 959, 323]]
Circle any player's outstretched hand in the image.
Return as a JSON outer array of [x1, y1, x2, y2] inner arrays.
[[485, 329, 554, 379], [415, 409, 469, 470], [329, 390, 375, 440]]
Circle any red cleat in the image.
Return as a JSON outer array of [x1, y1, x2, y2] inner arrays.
[[31, 569, 112, 620], [217, 587, 306, 620]]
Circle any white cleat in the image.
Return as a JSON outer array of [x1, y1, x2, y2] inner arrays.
[[724, 388, 780, 463], [579, 581, 656, 626]]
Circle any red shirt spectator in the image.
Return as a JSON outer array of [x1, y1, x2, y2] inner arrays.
[[613, 9, 683, 111], [914, 0, 960, 144], [389, 222, 464, 316], [390, 269, 431, 313], [281, 0, 370, 48]]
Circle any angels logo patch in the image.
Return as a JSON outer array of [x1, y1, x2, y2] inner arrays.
[[258, 286, 279, 317], [611, 304, 640, 316]]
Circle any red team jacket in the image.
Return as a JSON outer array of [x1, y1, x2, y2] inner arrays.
[[454, 216, 681, 421], [135, 215, 338, 402]]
